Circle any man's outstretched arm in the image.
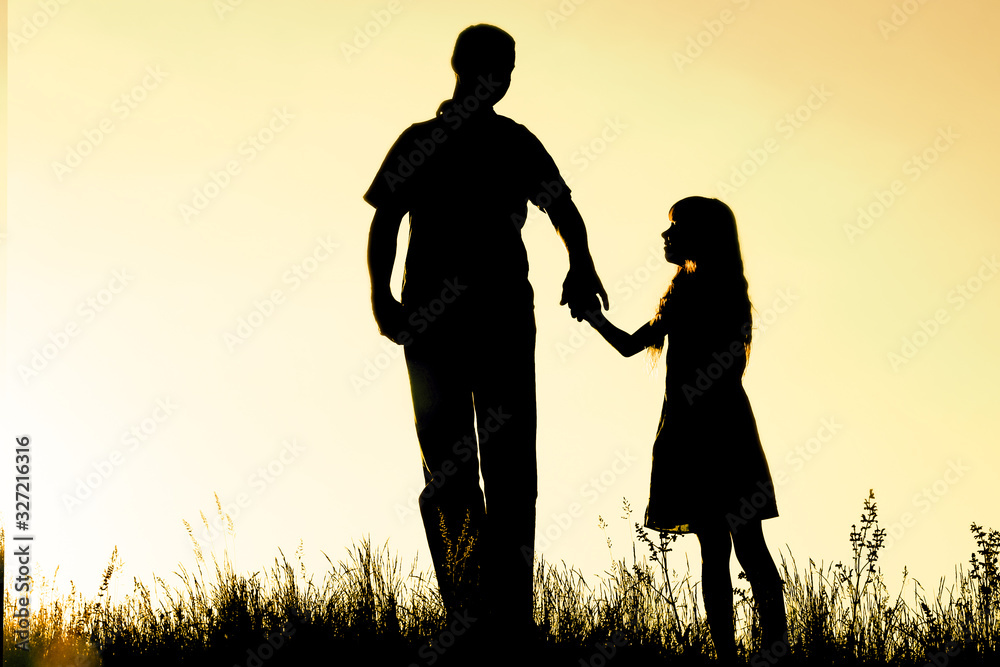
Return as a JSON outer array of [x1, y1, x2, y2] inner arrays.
[[545, 197, 609, 321], [367, 204, 407, 342]]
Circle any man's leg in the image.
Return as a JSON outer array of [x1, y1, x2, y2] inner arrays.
[[405, 335, 486, 617], [472, 310, 538, 639]]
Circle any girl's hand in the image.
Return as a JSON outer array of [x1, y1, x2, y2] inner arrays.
[[583, 302, 609, 328]]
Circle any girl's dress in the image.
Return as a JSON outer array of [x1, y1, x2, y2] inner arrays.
[[641, 272, 778, 534]]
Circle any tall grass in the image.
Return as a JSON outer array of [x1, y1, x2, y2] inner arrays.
[[3, 493, 998, 666]]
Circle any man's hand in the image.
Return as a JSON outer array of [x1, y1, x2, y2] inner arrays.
[[560, 263, 609, 322], [368, 205, 408, 342], [372, 293, 408, 344], [545, 196, 609, 322]]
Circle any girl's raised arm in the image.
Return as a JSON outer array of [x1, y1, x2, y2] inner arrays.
[[585, 311, 659, 358]]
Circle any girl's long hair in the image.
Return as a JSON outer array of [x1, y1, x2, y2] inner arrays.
[[648, 197, 753, 366]]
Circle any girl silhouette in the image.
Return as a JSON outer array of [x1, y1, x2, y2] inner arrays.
[[585, 196, 788, 664]]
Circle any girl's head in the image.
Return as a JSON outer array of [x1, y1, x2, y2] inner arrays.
[[650, 196, 753, 364], [662, 196, 741, 272]]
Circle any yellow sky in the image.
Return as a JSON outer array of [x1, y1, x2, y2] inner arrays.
[[4, 0, 1000, 599]]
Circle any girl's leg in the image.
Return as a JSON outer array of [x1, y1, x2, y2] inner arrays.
[[695, 522, 737, 663], [731, 520, 788, 658]]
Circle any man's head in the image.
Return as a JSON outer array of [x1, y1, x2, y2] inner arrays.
[[451, 24, 514, 105]]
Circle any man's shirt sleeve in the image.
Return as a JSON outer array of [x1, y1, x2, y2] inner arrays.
[[363, 126, 415, 211], [519, 126, 572, 210]]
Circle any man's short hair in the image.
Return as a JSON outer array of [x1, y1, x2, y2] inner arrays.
[[451, 24, 515, 77]]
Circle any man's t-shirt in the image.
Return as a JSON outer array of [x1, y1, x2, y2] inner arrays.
[[364, 105, 570, 312]]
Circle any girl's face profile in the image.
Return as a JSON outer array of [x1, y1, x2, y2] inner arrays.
[[662, 215, 691, 266]]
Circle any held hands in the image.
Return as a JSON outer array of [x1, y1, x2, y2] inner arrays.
[[560, 263, 609, 322]]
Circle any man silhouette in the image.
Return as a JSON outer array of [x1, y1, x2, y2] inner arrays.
[[365, 24, 607, 645]]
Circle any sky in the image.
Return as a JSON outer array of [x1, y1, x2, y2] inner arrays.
[[3, 0, 1000, 604]]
